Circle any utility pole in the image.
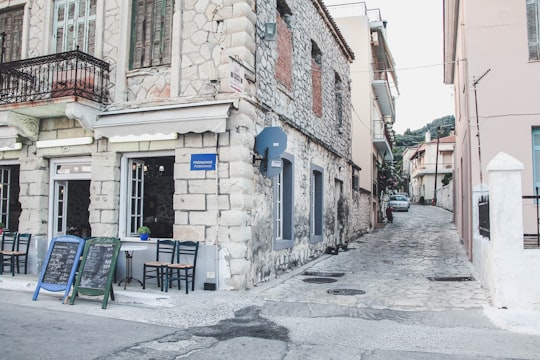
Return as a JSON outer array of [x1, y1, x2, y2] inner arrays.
[[473, 69, 491, 184], [433, 127, 441, 206]]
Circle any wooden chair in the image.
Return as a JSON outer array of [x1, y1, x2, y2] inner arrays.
[[0, 231, 18, 276], [142, 239, 176, 291], [13, 233, 32, 275], [165, 241, 199, 294]]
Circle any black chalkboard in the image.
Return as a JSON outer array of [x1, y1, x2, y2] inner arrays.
[[79, 243, 115, 289], [42, 241, 80, 285], [33, 235, 85, 303], [70, 237, 120, 309]]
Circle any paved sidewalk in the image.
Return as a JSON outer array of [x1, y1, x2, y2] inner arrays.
[[1, 205, 539, 335]]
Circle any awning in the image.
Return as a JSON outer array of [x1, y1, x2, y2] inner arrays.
[[93, 100, 234, 141]]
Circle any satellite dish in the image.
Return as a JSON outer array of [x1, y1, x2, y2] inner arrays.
[[255, 127, 288, 178], [254, 127, 287, 158]]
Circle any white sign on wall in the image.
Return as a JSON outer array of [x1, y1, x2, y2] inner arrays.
[[229, 60, 244, 93]]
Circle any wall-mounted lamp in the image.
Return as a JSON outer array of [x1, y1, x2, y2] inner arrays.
[[264, 23, 277, 41]]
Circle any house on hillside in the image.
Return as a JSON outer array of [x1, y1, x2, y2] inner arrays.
[[326, 2, 399, 227], [0, 0, 355, 290], [444, 0, 540, 308], [409, 131, 455, 205]]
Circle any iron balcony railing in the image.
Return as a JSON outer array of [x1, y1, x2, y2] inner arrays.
[[0, 49, 109, 105]]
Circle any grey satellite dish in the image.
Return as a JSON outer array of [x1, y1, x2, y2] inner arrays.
[[254, 127, 287, 158], [255, 127, 287, 177]]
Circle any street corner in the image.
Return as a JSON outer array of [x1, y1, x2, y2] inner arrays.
[[483, 305, 540, 336]]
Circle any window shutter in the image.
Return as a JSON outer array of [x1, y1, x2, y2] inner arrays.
[[130, 0, 172, 69], [527, 0, 540, 60], [0, 6, 24, 62]]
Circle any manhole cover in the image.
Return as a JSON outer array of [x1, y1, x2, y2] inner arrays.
[[303, 277, 338, 284], [327, 289, 366, 296], [427, 276, 474, 282], [302, 271, 345, 277]]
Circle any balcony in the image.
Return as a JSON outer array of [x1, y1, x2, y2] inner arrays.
[[373, 119, 393, 160], [0, 49, 109, 117]]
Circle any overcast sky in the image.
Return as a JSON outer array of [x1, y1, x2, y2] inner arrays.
[[324, 0, 455, 134]]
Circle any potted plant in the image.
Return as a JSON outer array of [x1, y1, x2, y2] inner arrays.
[[0, 223, 5, 235], [137, 226, 151, 241]]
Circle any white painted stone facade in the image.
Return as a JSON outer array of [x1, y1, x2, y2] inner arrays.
[[0, 0, 365, 290]]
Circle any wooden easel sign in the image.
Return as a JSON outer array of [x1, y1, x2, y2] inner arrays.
[[69, 237, 120, 309], [33, 235, 85, 303]]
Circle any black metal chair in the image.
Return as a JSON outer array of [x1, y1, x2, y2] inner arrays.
[[165, 241, 199, 294], [142, 239, 176, 291], [0, 231, 18, 276]]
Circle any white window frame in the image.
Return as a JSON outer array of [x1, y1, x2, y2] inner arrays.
[[48, 157, 92, 239], [53, 0, 97, 54], [119, 151, 174, 239]]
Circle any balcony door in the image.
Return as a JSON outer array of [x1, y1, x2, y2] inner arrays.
[[53, 0, 96, 54]]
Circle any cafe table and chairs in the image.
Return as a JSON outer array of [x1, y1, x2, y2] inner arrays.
[[118, 242, 149, 289]]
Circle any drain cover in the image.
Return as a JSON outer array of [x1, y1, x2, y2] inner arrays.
[[427, 276, 474, 282], [302, 271, 345, 277], [303, 277, 337, 284], [327, 289, 366, 296]]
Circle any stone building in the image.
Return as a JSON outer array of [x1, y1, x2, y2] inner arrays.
[[0, 0, 358, 290]]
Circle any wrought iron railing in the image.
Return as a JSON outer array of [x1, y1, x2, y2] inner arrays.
[[0, 49, 109, 104], [478, 194, 490, 239], [523, 187, 540, 248]]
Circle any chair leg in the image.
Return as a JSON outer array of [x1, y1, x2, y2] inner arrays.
[[142, 264, 147, 289], [159, 267, 164, 292], [10, 255, 15, 276], [185, 270, 189, 294]]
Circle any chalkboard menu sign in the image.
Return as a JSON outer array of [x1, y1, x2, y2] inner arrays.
[[33, 235, 85, 303], [69, 237, 120, 309]]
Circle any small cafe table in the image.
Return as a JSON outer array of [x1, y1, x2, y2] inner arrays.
[[118, 243, 148, 289]]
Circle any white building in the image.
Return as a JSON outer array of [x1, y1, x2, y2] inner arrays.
[[326, 2, 399, 227]]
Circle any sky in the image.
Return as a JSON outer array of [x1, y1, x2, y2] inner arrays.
[[324, 0, 455, 134]]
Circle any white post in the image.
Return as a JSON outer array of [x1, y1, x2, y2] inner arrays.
[[486, 152, 524, 308]]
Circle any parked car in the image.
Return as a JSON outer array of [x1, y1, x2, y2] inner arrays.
[[388, 195, 410, 212]]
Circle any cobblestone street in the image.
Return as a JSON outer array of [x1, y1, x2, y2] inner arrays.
[[261, 204, 489, 311]]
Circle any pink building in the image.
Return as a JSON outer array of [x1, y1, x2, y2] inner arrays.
[[444, 1, 540, 257]]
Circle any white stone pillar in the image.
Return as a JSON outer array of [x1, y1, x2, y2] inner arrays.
[[486, 152, 524, 308]]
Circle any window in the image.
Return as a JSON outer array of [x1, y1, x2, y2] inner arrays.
[[0, 6, 24, 62], [335, 72, 343, 132], [274, 153, 294, 249], [122, 154, 174, 238], [0, 166, 20, 231], [310, 164, 323, 243], [53, 0, 97, 54], [532, 128, 540, 195], [276, 0, 293, 90], [130, 0, 173, 69], [311, 41, 323, 117], [527, 0, 540, 60]]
